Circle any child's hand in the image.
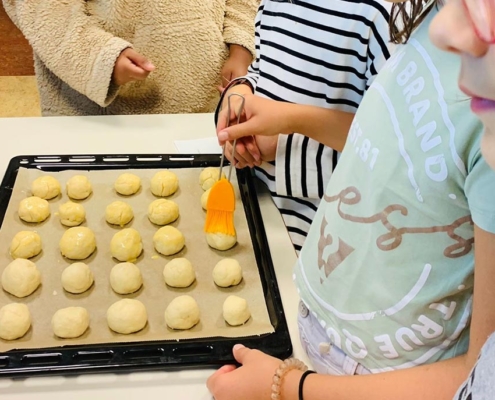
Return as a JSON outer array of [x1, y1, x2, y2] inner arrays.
[[223, 134, 278, 169], [207, 344, 288, 400], [112, 48, 155, 86], [218, 44, 252, 92]]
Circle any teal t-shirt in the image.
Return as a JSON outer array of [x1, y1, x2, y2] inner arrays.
[[296, 9, 495, 372]]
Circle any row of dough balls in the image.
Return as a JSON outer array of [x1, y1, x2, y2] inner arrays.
[[0, 295, 251, 341], [1, 257, 243, 298]]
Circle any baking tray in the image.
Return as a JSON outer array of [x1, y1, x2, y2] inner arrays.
[[0, 154, 292, 377]]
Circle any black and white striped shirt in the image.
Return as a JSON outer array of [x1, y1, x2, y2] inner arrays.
[[219, 0, 393, 252]]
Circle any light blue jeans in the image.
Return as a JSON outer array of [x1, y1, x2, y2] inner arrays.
[[297, 301, 371, 375]]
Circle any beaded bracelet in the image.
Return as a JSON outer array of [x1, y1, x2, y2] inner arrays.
[[271, 358, 308, 400]]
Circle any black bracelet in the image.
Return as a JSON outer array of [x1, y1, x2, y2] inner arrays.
[[298, 370, 316, 400]]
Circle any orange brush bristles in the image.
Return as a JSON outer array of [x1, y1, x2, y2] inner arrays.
[[204, 178, 236, 236]]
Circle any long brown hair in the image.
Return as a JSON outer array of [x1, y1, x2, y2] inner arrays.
[[390, 1, 440, 44]]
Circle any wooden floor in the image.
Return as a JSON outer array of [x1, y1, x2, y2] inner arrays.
[[0, 3, 41, 117]]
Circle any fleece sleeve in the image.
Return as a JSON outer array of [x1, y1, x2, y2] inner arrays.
[[223, 0, 258, 58], [3, 0, 132, 107]]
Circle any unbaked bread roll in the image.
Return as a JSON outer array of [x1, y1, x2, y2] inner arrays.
[[110, 228, 143, 262], [9, 231, 42, 259], [201, 188, 211, 210], [206, 232, 237, 251], [18, 196, 50, 223], [165, 295, 200, 330], [60, 227, 96, 260], [58, 201, 86, 227], [223, 295, 251, 326], [150, 171, 179, 197], [114, 173, 141, 196], [163, 258, 195, 288], [61, 262, 94, 294], [66, 175, 92, 200], [107, 299, 147, 334], [0, 303, 31, 340], [213, 259, 242, 287], [148, 199, 179, 225], [31, 176, 61, 200], [51, 307, 89, 339], [110, 262, 143, 294], [105, 201, 134, 226], [199, 167, 226, 191], [1, 259, 41, 298], [153, 226, 185, 256]]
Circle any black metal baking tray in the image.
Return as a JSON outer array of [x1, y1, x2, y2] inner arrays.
[[0, 154, 292, 377]]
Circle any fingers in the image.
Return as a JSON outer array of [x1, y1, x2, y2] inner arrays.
[[234, 139, 259, 168], [124, 59, 152, 81], [125, 48, 155, 71], [218, 120, 259, 144], [206, 364, 237, 394], [232, 344, 251, 364]]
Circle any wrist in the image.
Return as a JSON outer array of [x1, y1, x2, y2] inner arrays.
[[229, 44, 253, 62], [271, 358, 308, 400]]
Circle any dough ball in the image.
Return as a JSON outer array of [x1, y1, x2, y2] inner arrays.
[[199, 167, 226, 191], [164, 295, 200, 330], [1, 259, 41, 298], [213, 258, 242, 287], [206, 232, 237, 251], [58, 201, 86, 227], [153, 226, 185, 256], [9, 231, 42, 259], [223, 295, 251, 326], [66, 175, 92, 200], [151, 171, 179, 197], [105, 201, 134, 226], [0, 303, 31, 340], [110, 262, 143, 294], [110, 228, 143, 262], [148, 199, 179, 225], [114, 173, 141, 196], [163, 258, 195, 288], [60, 227, 96, 260], [107, 299, 147, 334], [18, 196, 50, 223], [61, 262, 94, 294], [51, 307, 89, 339], [201, 188, 211, 210], [31, 176, 61, 200]]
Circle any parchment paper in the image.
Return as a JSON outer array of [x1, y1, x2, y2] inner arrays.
[[0, 167, 274, 352]]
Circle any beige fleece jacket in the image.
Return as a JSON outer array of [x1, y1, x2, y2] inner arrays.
[[3, 0, 257, 116]]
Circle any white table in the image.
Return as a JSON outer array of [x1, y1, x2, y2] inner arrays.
[[0, 114, 307, 399]]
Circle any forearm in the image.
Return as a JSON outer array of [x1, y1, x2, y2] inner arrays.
[[284, 103, 355, 152], [284, 355, 468, 400]]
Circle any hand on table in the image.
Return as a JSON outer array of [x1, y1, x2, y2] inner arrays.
[[113, 48, 155, 86]]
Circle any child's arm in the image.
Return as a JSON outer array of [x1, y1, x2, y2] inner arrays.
[[3, 0, 132, 107], [207, 223, 495, 400]]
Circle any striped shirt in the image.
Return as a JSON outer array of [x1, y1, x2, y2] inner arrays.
[[219, 0, 393, 252]]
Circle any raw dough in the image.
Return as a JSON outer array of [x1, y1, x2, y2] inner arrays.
[[114, 173, 141, 195], [1, 259, 41, 298], [199, 167, 226, 191], [206, 232, 237, 251], [107, 299, 147, 334], [66, 175, 92, 200], [51, 307, 89, 339], [163, 258, 195, 288], [110, 228, 143, 262], [18, 196, 50, 223], [201, 188, 211, 210], [164, 295, 200, 330], [58, 201, 86, 226], [31, 176, 61, 200], [213, 258, 242, 287], [148, 199, 179, 225], [9, 231, 42, 259], [60, 227, 96, 260], [61, 262, 94, 294], [223, 295, 251, 326], [0, 303, 31, 340], [106, 201, 134, 226], [150, 171, 179, 197], [153, 226, 185, 256], [110, 262, 143, 294]]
